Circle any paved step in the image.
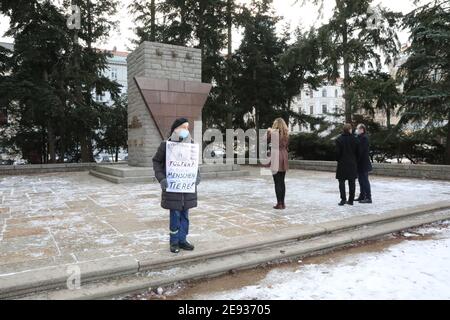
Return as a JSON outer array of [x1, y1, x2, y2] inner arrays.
[[3, 202, 449, 300], [89, 169, 250, 184], [90, 164, 248, 184]]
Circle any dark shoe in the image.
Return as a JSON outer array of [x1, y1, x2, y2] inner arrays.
[[338, 200, 346, 206], [273, 203, 283, 210], [281, 202, 286, 209], [360, 198, 372, 204], [179, 242, 195, 251], [355, 195, 364, 202], [170, 244, 180, 253], [346, 201, 354, 206]]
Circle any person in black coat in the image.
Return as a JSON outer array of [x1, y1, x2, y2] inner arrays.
[[335, 123, 360, 206], [152, 118, 201, 254], [356, 124, 373, 204]]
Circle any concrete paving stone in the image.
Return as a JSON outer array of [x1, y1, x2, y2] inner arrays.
[[0, 168, 449, 294]]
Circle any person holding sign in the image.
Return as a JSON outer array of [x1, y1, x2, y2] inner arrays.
[[152, 118, 201, 254]]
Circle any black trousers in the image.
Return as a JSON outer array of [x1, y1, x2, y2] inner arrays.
[[358, 171, 372, 200], [272, 171, 286, 203], [339, 179, 356, 202]]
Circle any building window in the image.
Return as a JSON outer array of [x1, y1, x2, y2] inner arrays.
[[322, 89, 327, 98], [335, 89, 338, 98], [322, 105, 327, 114], [335, 105, 339, 114], [310, 106, 314, 115], [96, 93, 103, 102], [111, 68, 118, 80], [309, 89, 314, 98]]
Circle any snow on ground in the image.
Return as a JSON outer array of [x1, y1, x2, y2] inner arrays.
[[193, 223, 450, 300]]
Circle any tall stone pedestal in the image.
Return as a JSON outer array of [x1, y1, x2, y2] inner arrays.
[[127, 41, 211, 167], [90, 42, 249, 183]]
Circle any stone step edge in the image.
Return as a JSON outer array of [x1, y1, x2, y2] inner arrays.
[[20, 209, 450, 300], [1, 201, 449, 299], [89, 169, 250, 184]]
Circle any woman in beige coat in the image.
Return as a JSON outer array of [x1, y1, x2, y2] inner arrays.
[[267, 118, 289, 210]]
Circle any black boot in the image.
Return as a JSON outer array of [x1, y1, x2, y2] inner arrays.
[[360, 198, 372, 204], [338, 200, 346, 206], [356, 194, 364, 202], [170, 244, 180, 253], [346, 201, 354, 206], [179, 241, 195, 251]]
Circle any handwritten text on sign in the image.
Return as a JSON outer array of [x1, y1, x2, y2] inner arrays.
[[166, 142, 199, 193]]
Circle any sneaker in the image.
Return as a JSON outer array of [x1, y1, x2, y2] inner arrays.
[[360, 198, 372, 204], [338, 200, 346, 206], [170, 244, 180, 253], [179, 242, 195, 251]]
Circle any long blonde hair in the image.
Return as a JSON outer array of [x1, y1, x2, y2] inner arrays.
[[272, 118, 289, 140]]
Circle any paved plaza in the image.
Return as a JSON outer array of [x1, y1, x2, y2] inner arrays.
[[0, 167, 449, 277]]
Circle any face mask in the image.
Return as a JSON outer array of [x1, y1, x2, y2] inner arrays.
[[178, 129, 189, 139]]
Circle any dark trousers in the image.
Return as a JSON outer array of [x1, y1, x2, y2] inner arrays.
[[272, 171, 286, 203], [339, 179, 356, 202], [358, 171, 372, 200], [169, 209, 189, 245]]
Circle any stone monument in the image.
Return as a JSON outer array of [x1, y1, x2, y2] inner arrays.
[[127, 42, 211, 167], [90, 42, 248, 183]]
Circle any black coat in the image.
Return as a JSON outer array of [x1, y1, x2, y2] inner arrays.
[[357, 134, 373, 173], [335, 133, 359, 180], [152, 139, 201, 211]]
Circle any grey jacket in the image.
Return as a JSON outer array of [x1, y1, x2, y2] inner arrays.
[[152, 138, 201, 211]]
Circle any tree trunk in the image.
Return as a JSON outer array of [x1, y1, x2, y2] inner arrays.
[[115, 147, 119, 162], [43, 69, 56, 163], [47, 121, 56, 163], [226, 0, 233, 129], [446, 113, 450, 165], [342, 20, 352, 124], [83, 0, 95, 163], [386, 107, 391, 129], [180, 1, 187, 44], [150, 0, 156, 41]]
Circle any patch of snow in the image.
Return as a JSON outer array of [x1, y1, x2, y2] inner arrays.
[[196, 226, 450, 300]]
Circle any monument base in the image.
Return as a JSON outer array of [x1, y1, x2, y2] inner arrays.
[[89, 164, 249, 184]]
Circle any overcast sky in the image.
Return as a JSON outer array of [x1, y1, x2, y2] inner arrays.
[[0, 0, 418, 52]]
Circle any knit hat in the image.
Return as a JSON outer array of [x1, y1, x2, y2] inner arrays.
[[170, 117, 189, 135]]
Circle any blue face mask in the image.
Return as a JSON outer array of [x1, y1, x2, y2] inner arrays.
[[178, 129, 189, 139]]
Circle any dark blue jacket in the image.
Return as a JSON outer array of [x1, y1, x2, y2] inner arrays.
[[357, 134, 373, 173]]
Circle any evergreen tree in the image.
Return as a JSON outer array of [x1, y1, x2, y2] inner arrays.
[[314, 0, 402, 122], [398, 0, 450, 164], [352, 71, 403, 129]]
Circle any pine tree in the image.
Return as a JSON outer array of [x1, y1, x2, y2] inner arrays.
[[399, 0, 450, 164], [313, 0, 402, 123]]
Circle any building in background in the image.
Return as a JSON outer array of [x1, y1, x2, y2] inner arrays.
[[95, 46, 129, 105], [290, 79, 345, 133]]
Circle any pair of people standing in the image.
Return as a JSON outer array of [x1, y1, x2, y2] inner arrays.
[[335, 123, 373, 206]]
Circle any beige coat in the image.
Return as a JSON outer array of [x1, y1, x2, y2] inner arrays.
[[267, 132, 289, 173]]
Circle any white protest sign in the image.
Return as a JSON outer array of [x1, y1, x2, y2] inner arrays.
[[166, 141, 199, 193]]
